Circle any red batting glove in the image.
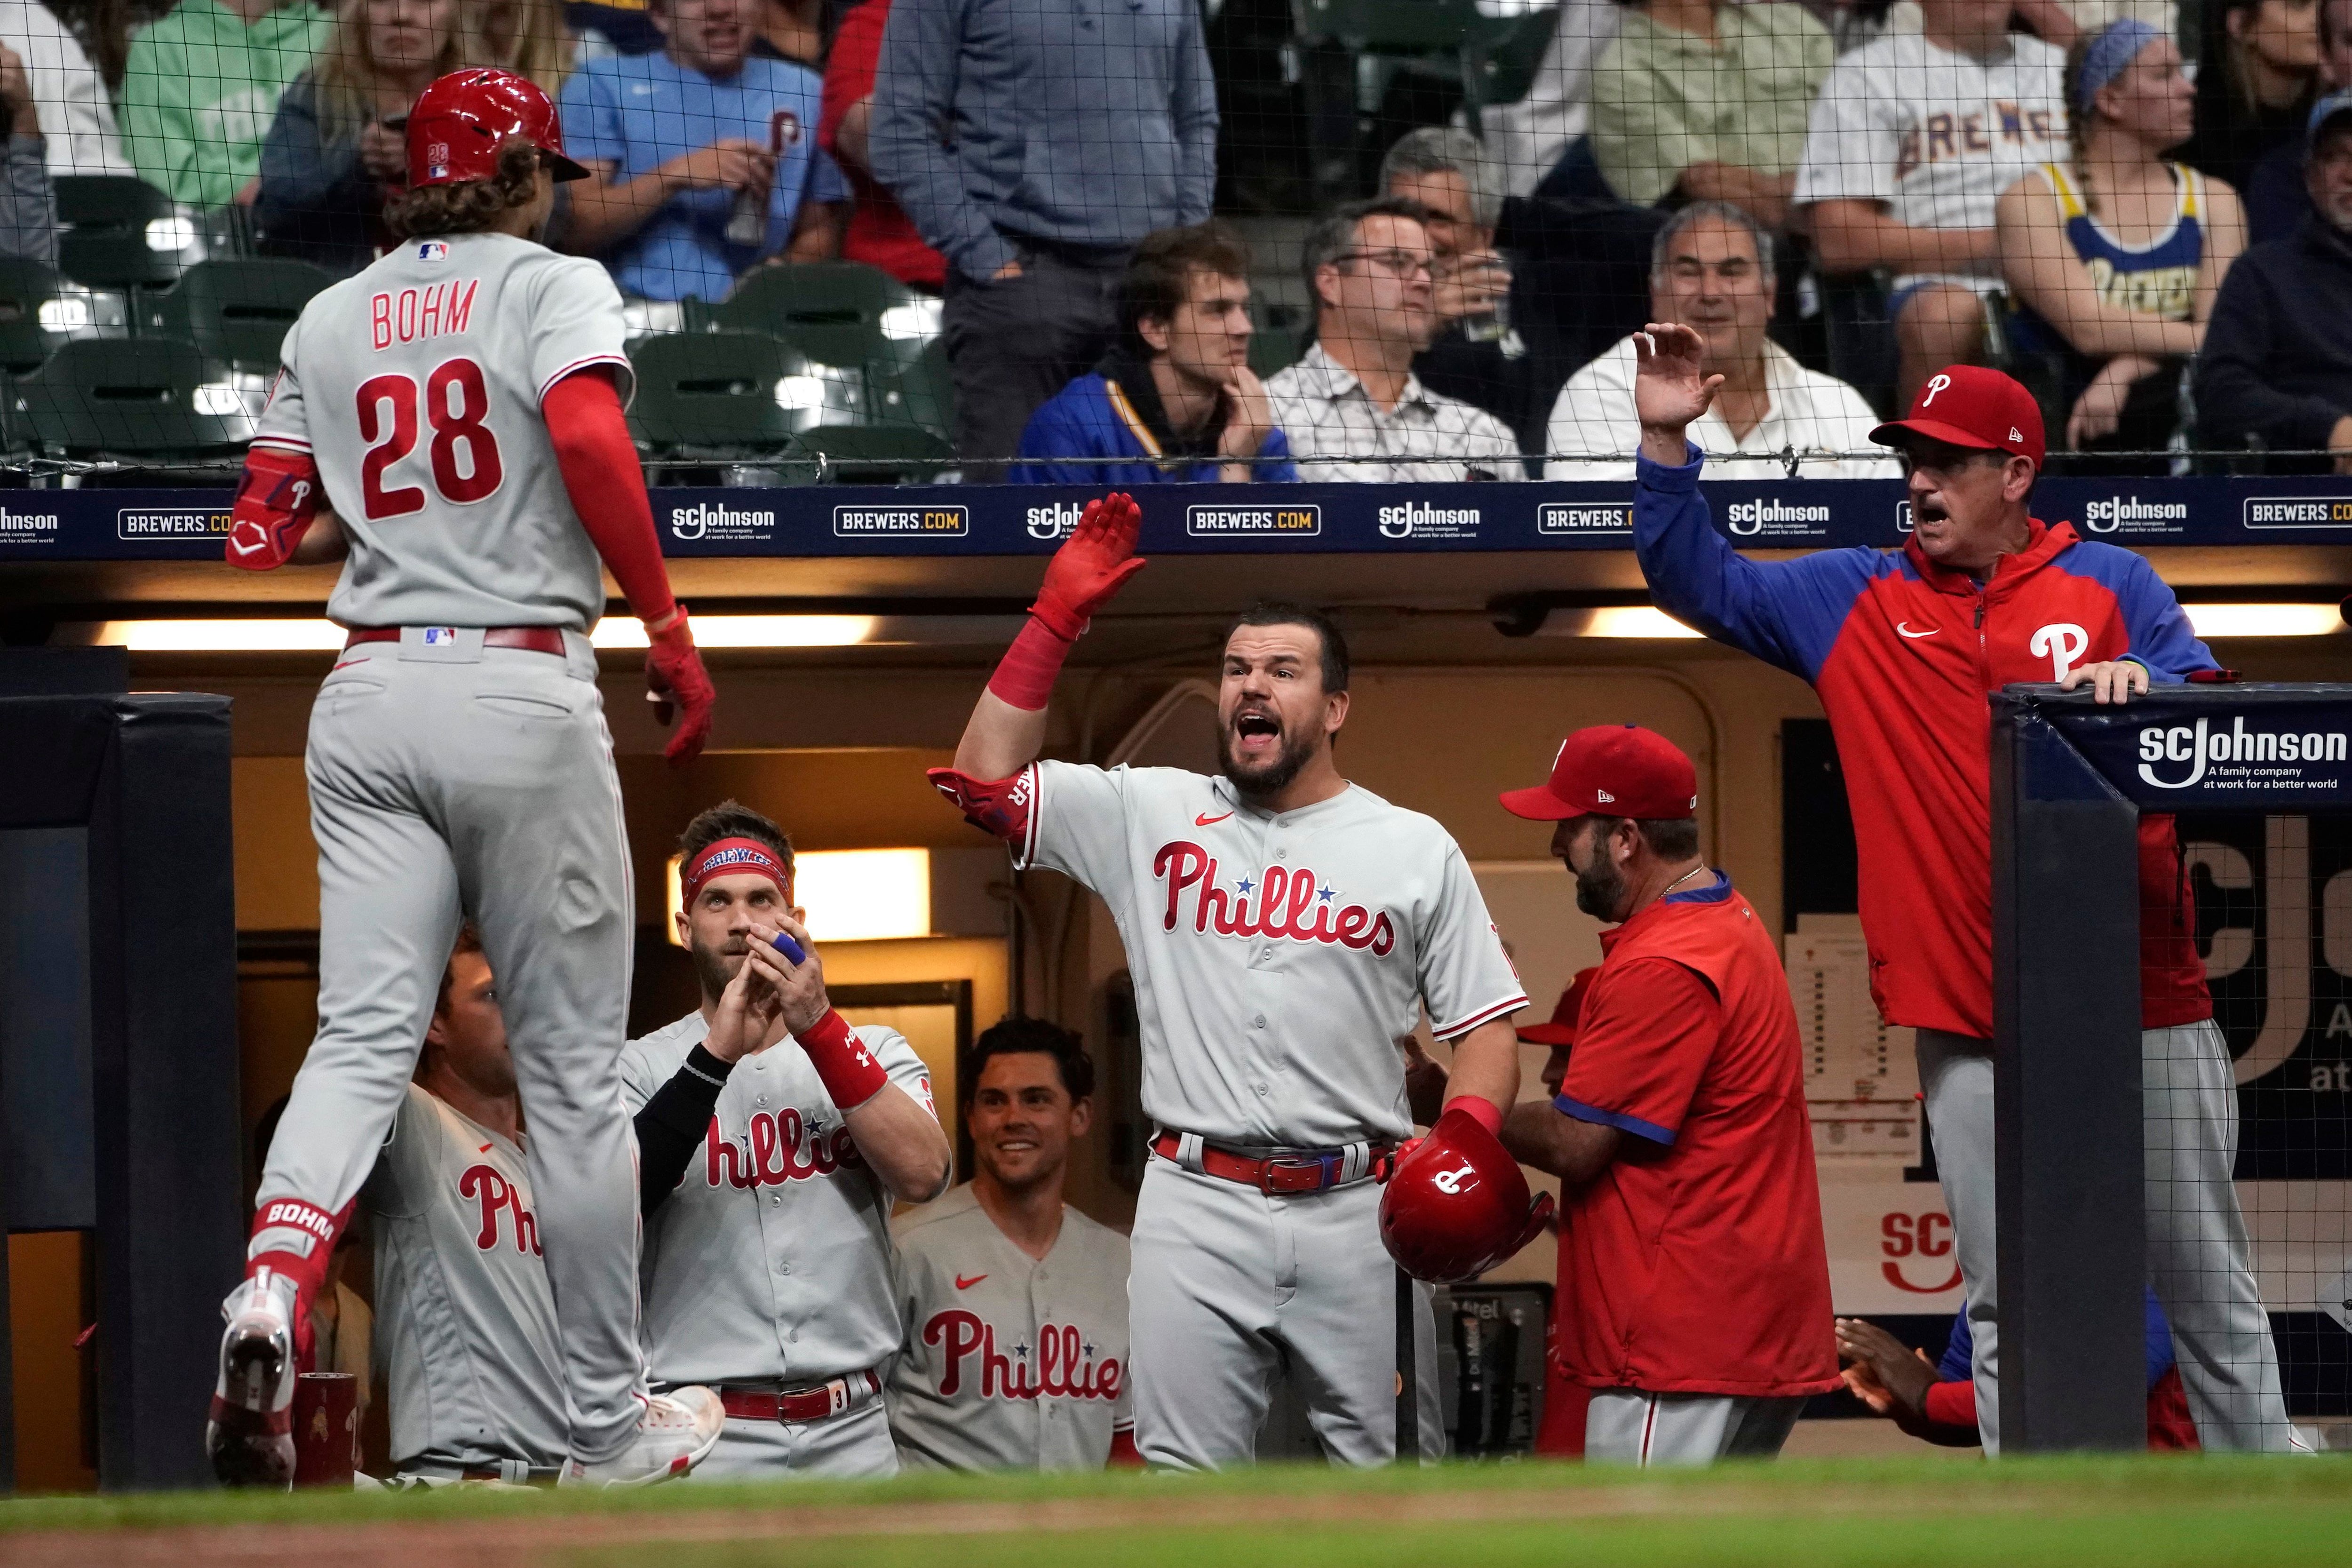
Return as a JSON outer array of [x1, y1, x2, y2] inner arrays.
[[645, 606, 715, 765], [1030, 492, 1146, 639]]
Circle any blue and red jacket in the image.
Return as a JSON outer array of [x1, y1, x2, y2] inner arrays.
[[1634, 446, 2213, 1039]]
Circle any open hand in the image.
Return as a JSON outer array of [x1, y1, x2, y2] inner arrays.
[[745, 913, 829, 1036], [1633, 322, 1722, 440], [1030, 491, 1145, 638], [706, 952, 783, 1064]]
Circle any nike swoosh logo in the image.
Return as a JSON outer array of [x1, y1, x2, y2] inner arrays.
[[1195, 811, 1233, 826], [1897, 622, 1939, 639], [955, 1274, 987, 1290]]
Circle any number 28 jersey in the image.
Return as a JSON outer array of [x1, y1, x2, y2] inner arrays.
[[251, 232, 635, 631]]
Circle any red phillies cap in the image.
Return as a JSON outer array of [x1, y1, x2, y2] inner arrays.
[[1518, 966, 1598, 1047], [1869, 364, 2045, 470], [1499, 724, 1698, 822]]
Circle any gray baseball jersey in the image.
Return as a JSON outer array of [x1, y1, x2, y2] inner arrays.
[[887, 1184, 1132, 1472], [620, 1011, 938, 1386], [363, 1083, 567, 1471], [250, 231, 633, 631], [1016, 764, 1526, 1146]]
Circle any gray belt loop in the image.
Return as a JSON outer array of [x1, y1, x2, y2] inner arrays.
[[1175, 1130, 1206, 1174]]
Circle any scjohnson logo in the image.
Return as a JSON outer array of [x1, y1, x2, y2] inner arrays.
[[2083, 495, 2188, 533], [1375, 502, 1479, 539], [1724, 498, 1830, 535], [1025, 502, 1083, 540], [2137, 716, 2349, 788], [670, 502, 776, 541]]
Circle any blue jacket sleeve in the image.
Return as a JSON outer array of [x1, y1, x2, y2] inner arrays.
[[1632, 445, 1878, 683], [2115, 552, 2217, 682], [1011, 390, 1115, 485], [1938, 1310, 1971, 1383], [1251, 424, 1297, 482]]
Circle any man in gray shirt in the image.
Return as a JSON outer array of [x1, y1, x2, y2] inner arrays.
[[0, 42, 56, 265], [869, 0, 1218, 479]]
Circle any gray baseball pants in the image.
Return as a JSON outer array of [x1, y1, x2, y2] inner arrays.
[[687, 1401, 898, 1480], [254, 630, 647, 1462], [1584, 1390, 1807, 1465], [1917, 1020, 2294, 1454], [1128, 1157, 1444, 1469]]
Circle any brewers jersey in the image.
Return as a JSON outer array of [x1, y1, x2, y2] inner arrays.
[[364, 1083, 567, 1472], [250, 231, 634, 630], [1014, 765, 1526, 1147], [888, 1184, 1132, 1471], [620, 1012, 938, 1386]]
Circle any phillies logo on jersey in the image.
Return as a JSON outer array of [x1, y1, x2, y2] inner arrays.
[[458, 1164, 542, 1256], [1152, 841, 1396, 955], [923, 1310, 1121, 1403], [704, 1107, 865, 1191]]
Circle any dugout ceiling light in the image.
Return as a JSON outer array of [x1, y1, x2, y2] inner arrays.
[[664, 848, 931, 945], [1523, 606, 1706, 639], [2182, 604, 2343, 638], [99, 614, 893, 651]]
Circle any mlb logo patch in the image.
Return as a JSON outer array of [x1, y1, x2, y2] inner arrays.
[[421, 627, 460, 645], [417, 240, 449, 262]]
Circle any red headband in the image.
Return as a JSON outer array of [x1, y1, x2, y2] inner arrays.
[[680, 836, 788, 908]]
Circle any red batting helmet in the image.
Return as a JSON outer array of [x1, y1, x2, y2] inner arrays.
[[1380, 1106, 1554, 1283], [406, 68, 588, 189]]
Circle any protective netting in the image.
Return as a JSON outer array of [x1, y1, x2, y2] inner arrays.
[[3, 0, 2347, 480]]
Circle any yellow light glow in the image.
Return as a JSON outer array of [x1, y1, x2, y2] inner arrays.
[[99, 615, 880, 652], [590, 615, 877, 650], [663, 848, 930, 947], [1576, 606, 1706, 639], [2185, 604, 2343, 639]]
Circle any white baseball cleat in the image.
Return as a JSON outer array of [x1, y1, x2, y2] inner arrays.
[[205, 1269, 301, 1488], [558, 1387, 725, 1488]]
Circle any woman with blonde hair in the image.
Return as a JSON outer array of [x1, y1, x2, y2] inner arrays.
[[463, 0, 587, 97], [1996, 18, 2248, 461], [257, 0, 470, 274]]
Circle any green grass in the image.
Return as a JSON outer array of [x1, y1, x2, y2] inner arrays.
[[8, 1454, 2352, 1568]]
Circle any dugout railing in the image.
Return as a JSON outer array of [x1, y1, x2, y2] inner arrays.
[[1991, 683, 2352, 1453]]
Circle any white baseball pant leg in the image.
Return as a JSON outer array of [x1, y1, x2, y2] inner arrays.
[[688, 1402, 898, 1479], [257, 634, 648, 1462], [1583, 1390, 1807, 1465], [1915, 1028, 2001, 1453], [1127, 1159, 1441, 1470], [2143, 1019, 2296, 1450]]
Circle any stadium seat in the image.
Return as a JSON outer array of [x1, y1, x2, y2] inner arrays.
[[865, 335, 956, 441], [143, 259, 336, 375], [12, 336, 251, 464], [795, 424, 954, 483], [0, 258, 64, 375], [1820, 270, 1899, 422], [627, 329, 814, 470], [55, 175, 197, 294], [716, 261, 930, 369], [1460, 4, 1561, 137]]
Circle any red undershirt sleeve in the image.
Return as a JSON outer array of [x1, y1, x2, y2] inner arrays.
[[543, 367, 677, 625]]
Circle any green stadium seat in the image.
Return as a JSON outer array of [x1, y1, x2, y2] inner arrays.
[[12, 336, 250, 462], [1461, 6, 1561, 134], [55, 175, 197, 294], [0, 258, 64, 375], [716, 261, 928, 367], [796, 424, 955, 483], [627, 329, 814, 471], [143, 258, 335, 375], [865, 336, 955, 441]]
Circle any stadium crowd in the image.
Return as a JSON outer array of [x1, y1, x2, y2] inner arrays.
[[5, 0, 2351, 471]]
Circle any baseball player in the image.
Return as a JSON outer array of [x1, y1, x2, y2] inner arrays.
[[1629, 332, 2297, 1452], [623, 801, 952, 1479], [208, 67, 723, 1488], [889, 1017, 1139, 1471], [930, 495, 1526, 1468], [1494, 725, 1839, 1465], [366, 925, 567, 1484]]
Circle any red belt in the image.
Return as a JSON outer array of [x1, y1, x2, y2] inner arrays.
[[1150, 1132, 1395, 1194], [715, 1369, 881, 1425], [343, 626, 569, 656]]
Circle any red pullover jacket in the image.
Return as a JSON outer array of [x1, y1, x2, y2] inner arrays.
[[1633, 447, 2212, 1039]]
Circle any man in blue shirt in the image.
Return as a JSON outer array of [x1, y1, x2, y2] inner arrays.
[[869, 0, 1218, 479], [560, 0, 847, 301], [1013, 223, 1294, 486]]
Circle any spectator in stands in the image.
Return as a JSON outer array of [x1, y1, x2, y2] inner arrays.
[[1837, 1297, 2198, 1450], [1547, 203, 1891, 478], [1380, 128, 1549, 451], [1483, 0, 1621, 199], [1796, 0, 2068, 406], [1266, 198, 1525, 481], [1589, 0, 1832, 228], [466, 0, 583, 93], [869, 0, 1217, 480], [2247, 0, 2351, 242], [1010, 222, 1294, 486], [2196, 91, 2352, 471], [122, 0, 334, 209], [256, 0, 467, 275], [0, 0, 135, 176], [560, 0, 846, 301], [819, 0, 941, 291], [1996, 20, 2247, 460], [563, 0, 651, 55], [0, 41, 55, 262], [2181, 0, 2321, 195], [756, 0, 819, 68]]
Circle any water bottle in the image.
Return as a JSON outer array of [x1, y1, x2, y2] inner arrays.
[[726, 186, 765, 248]]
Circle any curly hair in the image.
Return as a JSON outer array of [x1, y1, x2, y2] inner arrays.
[[383, 139, 542, 240]]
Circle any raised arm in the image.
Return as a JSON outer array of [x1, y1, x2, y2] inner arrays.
[[945, 493, 1145, 781]]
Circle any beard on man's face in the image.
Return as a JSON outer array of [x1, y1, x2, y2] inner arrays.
[[690, 933, 746, 1002], [1217, 709, 1319, 798], [1570, 828, 1626, 921]]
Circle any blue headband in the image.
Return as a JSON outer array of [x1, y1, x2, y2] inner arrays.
[[2075, 18, 2164, 111]]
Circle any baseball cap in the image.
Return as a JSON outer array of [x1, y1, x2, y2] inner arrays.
[[1499, 724, 1698, 822], [2311, 90, 2352, 157], [1869, 364, 2046, 470], [1518, 966, 1598, 1048]]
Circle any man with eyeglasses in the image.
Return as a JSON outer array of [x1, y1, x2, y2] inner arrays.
[[1629, 342, 2301, 1455], [1264, 197, 1526, 481], [2197, 91, 2352, 474]]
